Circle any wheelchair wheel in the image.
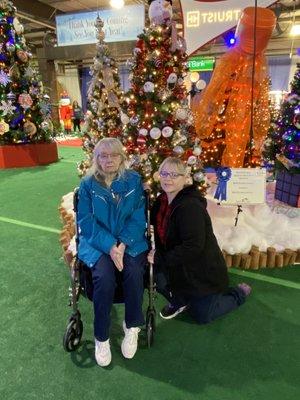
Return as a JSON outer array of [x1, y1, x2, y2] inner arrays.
[[63, 318, 83, 352], [146, 312, 155, 348]]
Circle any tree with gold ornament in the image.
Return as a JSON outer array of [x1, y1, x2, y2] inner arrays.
[[0, 0, 53, 144], [78, 16, 125, 177], [121, 0, 205, 195]]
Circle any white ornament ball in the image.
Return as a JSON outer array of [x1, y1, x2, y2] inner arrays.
[[196, 79, 207, 90], [162, 126, 173, 138], [173, 145, 184, 155], [193, 147, 202, 156], [193, 171, 205, 182], [187, 156, 197, 165], [133, 47, 141, 56], [150, 127, 161, 140], [167, 73, 178, 85], [143, 81, 155, 93], [139, 128, 148, 136], [120, 112, 129, 125], [176, 108, 188, 121]]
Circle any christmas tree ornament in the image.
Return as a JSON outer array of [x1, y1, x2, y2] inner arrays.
[[148, 0, 173, 25], [162, 126, 173, 137], [193, 146, 202, 156], [23, 121, 37, 136], [167, 72, 177, 87], [0, 70, 11, 86], [18, 93, 33, 110], [13, 17, 23, 34], [120, 111, 130, 125], [173, 145, 184, 155], [130, 116, 139, 125], [139, 128, 148, 136], [7, 91, 16, 101], [6, 41, 15, 53], [143, 81, 155, 93], [193, 171, 205, 182], [0, 99, 16, 115], [137, 135, 147, 146], [16, 49, 28, 62], [187, 155, 197, 165], [0, 119, 9, 134], [150, 127, 161, 139], [294, 113, 300, 129], [175, 107, 188, 121]]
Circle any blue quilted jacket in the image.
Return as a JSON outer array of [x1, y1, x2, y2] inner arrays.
[[77, 170, 148, 268]]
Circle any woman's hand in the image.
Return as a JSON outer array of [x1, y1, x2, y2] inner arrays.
[[117, 242, 126, 269], [147, 249, 156, 264], [110, 245, 123, 271]]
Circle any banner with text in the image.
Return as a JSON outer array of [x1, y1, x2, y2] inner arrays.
[[55, 4, 145, 47], [180, 0, 276, 55]]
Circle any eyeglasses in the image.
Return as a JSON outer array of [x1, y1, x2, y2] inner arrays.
[[98, 153, 121, 160], [159, 171, 184, 179]]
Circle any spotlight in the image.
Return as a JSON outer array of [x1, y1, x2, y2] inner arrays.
[[223, 31, 236, 48]]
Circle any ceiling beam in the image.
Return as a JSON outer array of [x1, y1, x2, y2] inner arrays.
[[13, 0, 64, 22]]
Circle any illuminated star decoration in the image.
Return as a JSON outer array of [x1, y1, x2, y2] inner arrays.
[[0, 100, 17, 115], [0, 70, 11, 86]]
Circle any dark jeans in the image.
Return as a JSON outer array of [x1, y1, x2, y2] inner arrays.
[[155, 271, 246, 324], [91, 252, 147, 341], [73, 119, 81, 132]]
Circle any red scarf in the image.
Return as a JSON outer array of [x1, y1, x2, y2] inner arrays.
[[156, 193, 172, 246]]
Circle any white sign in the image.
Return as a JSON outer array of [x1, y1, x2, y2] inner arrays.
[[180, 0, 276, 55], [55, 5, 145, 46], [223, 168, 266, 205]]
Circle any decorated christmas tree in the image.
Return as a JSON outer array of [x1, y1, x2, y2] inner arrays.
[[261, 101, 281, 171], [121, 0, 204, 195], [78, 16, 125, 176], [276, 63, 300, 173], [0, 0, 53, 144]]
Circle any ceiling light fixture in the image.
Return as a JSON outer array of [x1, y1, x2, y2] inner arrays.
[[290, 24, 300, 36], [110, 0, 125, 9]]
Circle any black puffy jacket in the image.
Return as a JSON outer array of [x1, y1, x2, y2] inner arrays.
[[151, 185, 229, 297]]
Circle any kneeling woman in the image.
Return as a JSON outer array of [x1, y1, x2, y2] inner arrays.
[[77, 138, 148, 367], [148, 157, 251, 323]]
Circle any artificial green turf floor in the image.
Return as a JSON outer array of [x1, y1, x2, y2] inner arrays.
[[0, 146, 300, 400]]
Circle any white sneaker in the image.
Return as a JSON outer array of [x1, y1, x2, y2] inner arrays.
[[95, 338, 111, 367], [121, 321, 140, 359]]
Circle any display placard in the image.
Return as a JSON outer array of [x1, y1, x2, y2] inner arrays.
[[221, 168, 266, 205]]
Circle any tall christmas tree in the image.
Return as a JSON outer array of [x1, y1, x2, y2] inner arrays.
[[261, 100, 281, 171], [78, 16, 125, 176], [276, 63, 300, 173], [0, 0, 53, 144], [121, 0, 204, 195]]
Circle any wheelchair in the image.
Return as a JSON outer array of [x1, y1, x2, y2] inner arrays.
[[63, 188, 156, 352]]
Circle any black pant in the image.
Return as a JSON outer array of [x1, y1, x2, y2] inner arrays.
[[73, 118, 81, 132], [155, 270, 246, 324]]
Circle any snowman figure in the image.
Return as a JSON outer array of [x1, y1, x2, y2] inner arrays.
[[148, 0, 173, 25]]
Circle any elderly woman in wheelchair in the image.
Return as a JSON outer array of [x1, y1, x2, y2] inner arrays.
[[77, 137, 148, 367]]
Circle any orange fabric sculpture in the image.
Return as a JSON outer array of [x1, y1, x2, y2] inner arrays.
[[191, 7, 276, 167]]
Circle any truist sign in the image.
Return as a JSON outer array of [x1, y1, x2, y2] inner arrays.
[[180, 0, 276, 55]]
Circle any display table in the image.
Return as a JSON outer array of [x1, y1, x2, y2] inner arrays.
[[0, 142, 58, 168]]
